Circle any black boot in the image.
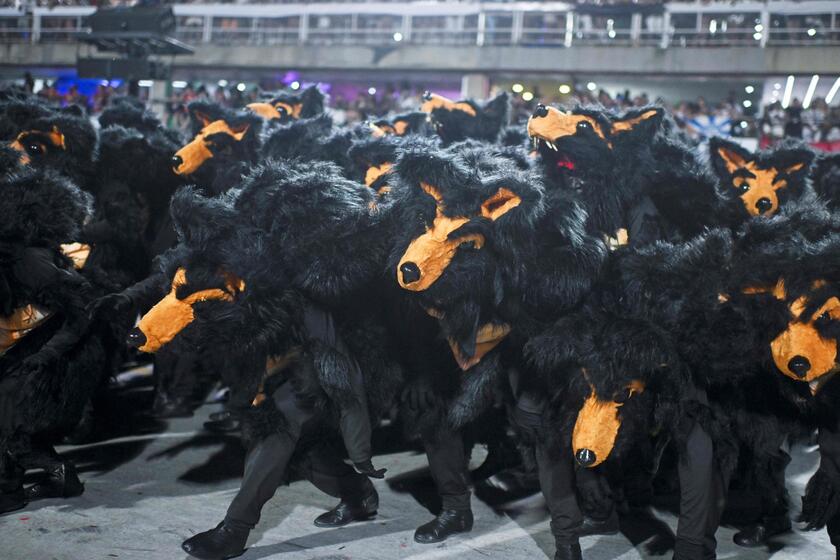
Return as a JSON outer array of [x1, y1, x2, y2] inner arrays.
[[26, 462, 84, 500], [554, 543, 583, 560], [414, 509, 473, 544], [314, 488, 379, 528], [733, 515, 791, 547], [0, 488, 27, 515], [577, 510, 619, 536], [182, 522, 248, 560]]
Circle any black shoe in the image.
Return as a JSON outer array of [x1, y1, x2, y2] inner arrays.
[[314, 489, 379, 528], [151, 396, 193, 419], [0, 488, 27, 515], [555, 543, 583, 560], [414, 509, 474, 544], [182, 522, 248, 560], [577, 511, 619, 537], [733, 516, 791, 547], [26, 462, 84, 501], [204, 411, 240, 433]]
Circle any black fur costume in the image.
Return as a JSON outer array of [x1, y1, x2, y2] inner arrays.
[[387, 139, 603, 538], [528, 104, 721, 246], [420, 91, 510, 145], [172, 102, 263, 196], [0, 152, 107, 515]]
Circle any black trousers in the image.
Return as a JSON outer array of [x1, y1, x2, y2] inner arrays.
[[514, 392, 582, 545], [674, 387, 726, 560], [224, 382, 372, 531], [422, 427, 471, 511], [537, 440, 583, 545]]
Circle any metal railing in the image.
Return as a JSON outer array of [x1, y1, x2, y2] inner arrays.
[[1, 1, 839, 48]]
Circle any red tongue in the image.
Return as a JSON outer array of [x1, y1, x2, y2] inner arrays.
[[556, 157, 575, 170]]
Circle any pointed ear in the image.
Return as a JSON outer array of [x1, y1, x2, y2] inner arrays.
[[191, 109, 213, 128], [775, 145, 815, 176], [710, 137, 751, 175], [228, 122, 250, 140], [481, 187, 522, 220], [300, 85, 325, 116], [611, 107, 663, 135], [482, 92, 510, 123], [48, 126, 66, 150]]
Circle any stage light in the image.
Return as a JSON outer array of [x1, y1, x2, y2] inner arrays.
[[742, 100, 752, 108], [559, 84, 571, 94], [807, 28, 817, 37], [754, 24, 764, 32], [753, 32, 762, 41], [393, 32, 403, 42], [512, 83, 524, 93], [522, 91, 534, 101], [782, 75, 794, 108], [803, 74, 819, 109], [290, 81, 300, 90], [744, 85, 754, 94], [171, 81, 187, 88], [774, 82, 782, 90], [740, 121, 748, 129], [138, 80, 153, 87], [587, 82, 597, 92], [709, 20, 717, 34], [217, 79, 228, 87], [368, 87, 377, 95], [826, 77, 840, 104], [608, 30, 616, 39], [236, 83, 246, 92]]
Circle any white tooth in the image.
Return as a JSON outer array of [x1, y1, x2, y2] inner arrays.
[[548, 142, 558, 151], [810, 379, 819, 395]]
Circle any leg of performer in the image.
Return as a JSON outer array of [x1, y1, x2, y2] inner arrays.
[[674, 387, 725, 560], [182, 381, 312, 560], [414, 426, 473, 544]]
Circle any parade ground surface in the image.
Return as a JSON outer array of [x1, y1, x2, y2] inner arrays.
[[0, 366, 835, 560]]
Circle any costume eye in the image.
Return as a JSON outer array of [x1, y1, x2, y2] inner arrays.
[[276, 106, 288, 117], [26, 142, 44, 156], [577, 121, 591, 131], [816, 311, 832, 326], [738, 183, 750, 193], [459, 239, 478, 250]]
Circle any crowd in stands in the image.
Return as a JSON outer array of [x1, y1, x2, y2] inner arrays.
[[14, 74, 840, 149]]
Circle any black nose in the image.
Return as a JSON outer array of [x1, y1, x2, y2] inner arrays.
[[400, 262, 421, 285], [171, 155, 183, 169], [127, 328, 146, 349], [788, 356, 811, 378], [575, 448, 596, 467], [422, 91, 432, 101], [756, 197, 773, 214], [533, 104, 549, 118]]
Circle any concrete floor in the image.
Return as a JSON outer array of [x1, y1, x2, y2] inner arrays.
[[0, 369, 835, 560]]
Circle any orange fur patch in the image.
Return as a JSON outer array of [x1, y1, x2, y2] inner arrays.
[[420, 93, 477, 117], [397, 182, 521, 291], [135, 268, 245, 353], [572, 377, 645, 468], [527, 105, 607, 144]]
